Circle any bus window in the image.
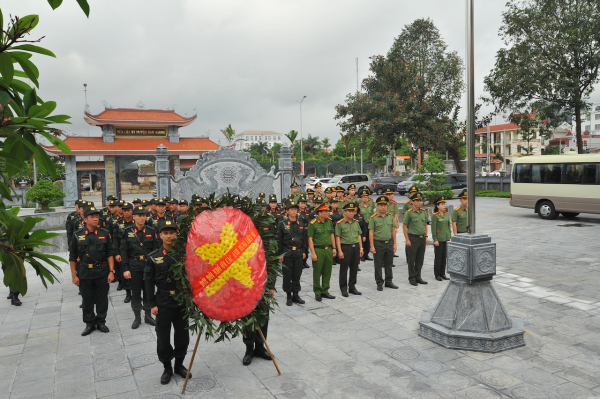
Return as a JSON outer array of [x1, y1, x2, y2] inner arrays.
[[514, 164, 531, 183], [531, 164, 562, 184], [581, 164, 598, 184]]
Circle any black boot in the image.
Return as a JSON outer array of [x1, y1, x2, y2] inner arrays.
[[117, 281, 123, 291], [161, 362, 173, 385], [254, 344, 272, 360], [174, 358, 190, 378], [124, 289, 132, 303], [6, 293, 11, 300], [243, 344, 254, 366], [292, 292, 305, 304], [81, 323, 95, 336], [132, 311, 141, 329], [11, 293, 22, 306], [286, 292, 292, 306], [144, 310, 156, 326]]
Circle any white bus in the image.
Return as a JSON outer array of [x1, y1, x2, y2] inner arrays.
[[510, 153, 600, 219]]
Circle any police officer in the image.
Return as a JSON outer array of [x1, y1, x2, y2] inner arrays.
[[335, 186, 346, 207], [306, 188, 315, 210], [69, 206, 116, 336], [132, 198, 142, 207], [179, 199, 189, 215], [359, 190, 374, 261], [298, 196, 312, 222], [145, 220, 190, 385], [277, 200, 308, 306], [403, 193, 429, 286], [322, 187, 335, 207], [335, 203, 363, 297], [121, 206, 159, 329], [167, 198, 179, 217], [344, 184, 359, 206], [115, 202, 135, 302], [402, 187, 419, 215], [287, 182, 301, 203], [308, 204, 337, 302], [452, 189, 469, 234], [432, 197, 451, 281], [369, 196, 398, 291], [314, 182, 325, 202], [150, 198, 175, 226], [268, 194, 282, 219]]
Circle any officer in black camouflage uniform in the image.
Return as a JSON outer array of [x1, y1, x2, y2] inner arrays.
[[277, 200, 308, 306], [69, 206, 116, 336], [145, 220, 190, 385], [121, 206, 159, 329]]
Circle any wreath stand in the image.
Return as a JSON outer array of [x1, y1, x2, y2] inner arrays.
[[182, 327, 281, 394]]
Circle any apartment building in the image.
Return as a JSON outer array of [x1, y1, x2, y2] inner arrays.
[[234, 130, 284, 150]]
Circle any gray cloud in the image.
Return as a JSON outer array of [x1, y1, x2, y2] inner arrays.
[[6, 0, 595, 146]]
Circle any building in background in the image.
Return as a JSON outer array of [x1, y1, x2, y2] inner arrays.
[[234, 130, 283, 150]]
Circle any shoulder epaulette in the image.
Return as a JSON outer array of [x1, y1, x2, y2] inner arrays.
[[455, 207, 461, 211], [310, 219, 316, 224], [371, 213, 377, 218], [405, 201, 410, 204], [433, 212, 439, 216], [408, 209, 415, 212], [391, 200, 397, 203], [387, 212, 392, 216], [337, 219, 344, 223], [328, 217, 332, 220]]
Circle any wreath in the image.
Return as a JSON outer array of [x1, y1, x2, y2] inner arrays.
[[169, 192, 282, 342]]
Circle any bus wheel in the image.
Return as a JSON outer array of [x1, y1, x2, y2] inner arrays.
[[538, 201, 557, 220], [561, 212, 580, 218]]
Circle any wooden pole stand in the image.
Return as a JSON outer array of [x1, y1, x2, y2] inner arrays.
[[258, 327, 281, 376], [181, 332, 201, 394]]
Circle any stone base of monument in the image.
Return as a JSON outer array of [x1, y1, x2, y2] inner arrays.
[[418, 234, 525, 353]]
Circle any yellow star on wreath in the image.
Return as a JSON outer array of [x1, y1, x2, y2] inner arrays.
[[195, 223, 258, 297]]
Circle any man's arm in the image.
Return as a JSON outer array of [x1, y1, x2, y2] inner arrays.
[[403, 224, 411, 246], [329, 232, 337, 258], [120, 233, 129, 274], [369, 230, 376, 254], [69, 261, 79, 285], [452, 221, 457, 235]]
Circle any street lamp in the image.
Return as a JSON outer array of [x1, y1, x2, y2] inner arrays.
[[295, 96, 306, 179], [19, 180, 27, 205]]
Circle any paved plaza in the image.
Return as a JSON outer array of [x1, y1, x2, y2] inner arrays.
[[1, 196, 600, 398]]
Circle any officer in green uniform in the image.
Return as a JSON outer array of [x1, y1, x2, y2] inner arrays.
[[432, 196, 451, 281], [369, 196, 398, 291], [306, 189, 315, 210], [403, 193, 429, 286], [69, 206, 116, 336], [335, 203, 363, 297], [145, 220, 190, 385], [328, 199, 343, 265], [359, 190, 374, 261], [287, 182, 301, 203], [344, 184, 359, 207], [277, 200, 308, 306], [322, 187, 335, 207], [402, 187, 419, 215], [307, 203, 337, 302], [121, 206, 159, 329], [298, 196, 312, 222], [383, 188, 400, 228], [314, 182, 325, 202], [452, 189, 469, 234]]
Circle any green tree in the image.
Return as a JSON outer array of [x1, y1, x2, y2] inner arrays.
[[303, 134, 322, 155], [322, 137, 331, 151], [412, 156, 453, 206], [249, 141, 269, 155], [270, 142, 282, 162], [25, 179, 65, 210], [0, 1, 90, 295], [285, 130, 298, 157], [483, 0, 600, 154], [220, 124, 236, 145]]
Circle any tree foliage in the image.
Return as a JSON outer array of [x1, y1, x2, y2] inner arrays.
[[483, 0, 600, 154], [25, 179, 65, 210], [412, 155, 453, 206], [220, 124, 236, 145], [0, 0, 90, 294]]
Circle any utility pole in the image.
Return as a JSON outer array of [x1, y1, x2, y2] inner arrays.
[[84, 83, 89, 137], [357, 57, 363, 174], [295, 96, 307, 179], [466, 0, 476, 234]]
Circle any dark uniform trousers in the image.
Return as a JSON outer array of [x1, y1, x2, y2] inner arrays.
[[130, 270, 149, 312], [373, 240, 394, 285], [433, 241, 448, 277], [339, 244, 360, 291], [282, 253, 303, 292], [362, 235, 370, 257], [243, 300, 269, 347], [80, 272, 110, 324], [407, 235, 426, 281], [1, 264, 17, 294], [156, 304, 190, 363]]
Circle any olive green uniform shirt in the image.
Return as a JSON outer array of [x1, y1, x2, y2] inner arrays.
[[359, 203, 374, 218], [402, 201, 413, 214], [307, 218, 334, 247], [431, 212, 451, 242], [403, 208, 429, 236], [368, 213, 395, 241], [451, 207, 469, 233], [387, 200, 400, 216], [69, 227, 115, 279], [335, 219, 361, 244]]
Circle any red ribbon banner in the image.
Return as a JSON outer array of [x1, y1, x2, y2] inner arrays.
[[191, 225, 259, 297]]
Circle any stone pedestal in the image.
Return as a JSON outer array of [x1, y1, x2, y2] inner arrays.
[[278, 145, 292, 199], [155, 144, 170, 199], [419, 234, 525, 353]]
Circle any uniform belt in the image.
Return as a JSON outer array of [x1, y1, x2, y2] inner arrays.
[[158, 289, 177, 295], [287, 246, 301, 251], [341, 243, 358, 248], [408, 234, 424, 239], [457, 230, 467, 234], [78, 261, 105, 269], [134, 255, 147, 260], [313, 245, 331, 250], [375, 240, 391, 244]]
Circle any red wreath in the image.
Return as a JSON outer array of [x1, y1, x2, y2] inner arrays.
[[185, 207, 267, 322]]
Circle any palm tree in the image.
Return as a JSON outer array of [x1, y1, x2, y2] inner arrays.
[[255, 141, 269, 155], [285, 130, 298, 154], [220, 124, 236, 145], [271, 142, 282, 163], [303, 134, 322, 156], [322, 137, 331, 150]]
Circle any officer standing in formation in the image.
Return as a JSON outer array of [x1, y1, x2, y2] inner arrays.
[[403, 193, 429, 286], [452, 189, 469, 234], [431, 197, 451, 281], [277, 200, 307, 306], [145, 220, 190, 385], [368, 196, 398, 291], [121, 206, 159, 329], [69, 206, 116, 336], [307, 203, 337, 302], [336, 203, 363, 297]]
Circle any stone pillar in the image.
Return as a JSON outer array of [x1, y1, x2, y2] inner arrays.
[[63, 155, 78, 207], [155, 144, 170, 199], [419, 234, 525, 353], [168, 126, 180, 143], [104, 156, 118, 199], [102, 124, 114, 143], [278, 144, 292, 199]]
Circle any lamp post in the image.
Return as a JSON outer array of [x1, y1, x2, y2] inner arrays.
[[19, 180, 27, 205], [466, 0, 476, 235], [295, 96, 306, 180]]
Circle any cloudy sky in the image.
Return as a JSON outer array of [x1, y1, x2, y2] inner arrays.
[[6, 0, 592, 146]]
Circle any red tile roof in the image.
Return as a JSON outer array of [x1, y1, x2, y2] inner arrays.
[[475, 123, 519, 133], [84, 108, 197, 127], [42, 137, 219, 156]]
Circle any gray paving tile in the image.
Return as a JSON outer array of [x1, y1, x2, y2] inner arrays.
[[95, 375, 137, 397]]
